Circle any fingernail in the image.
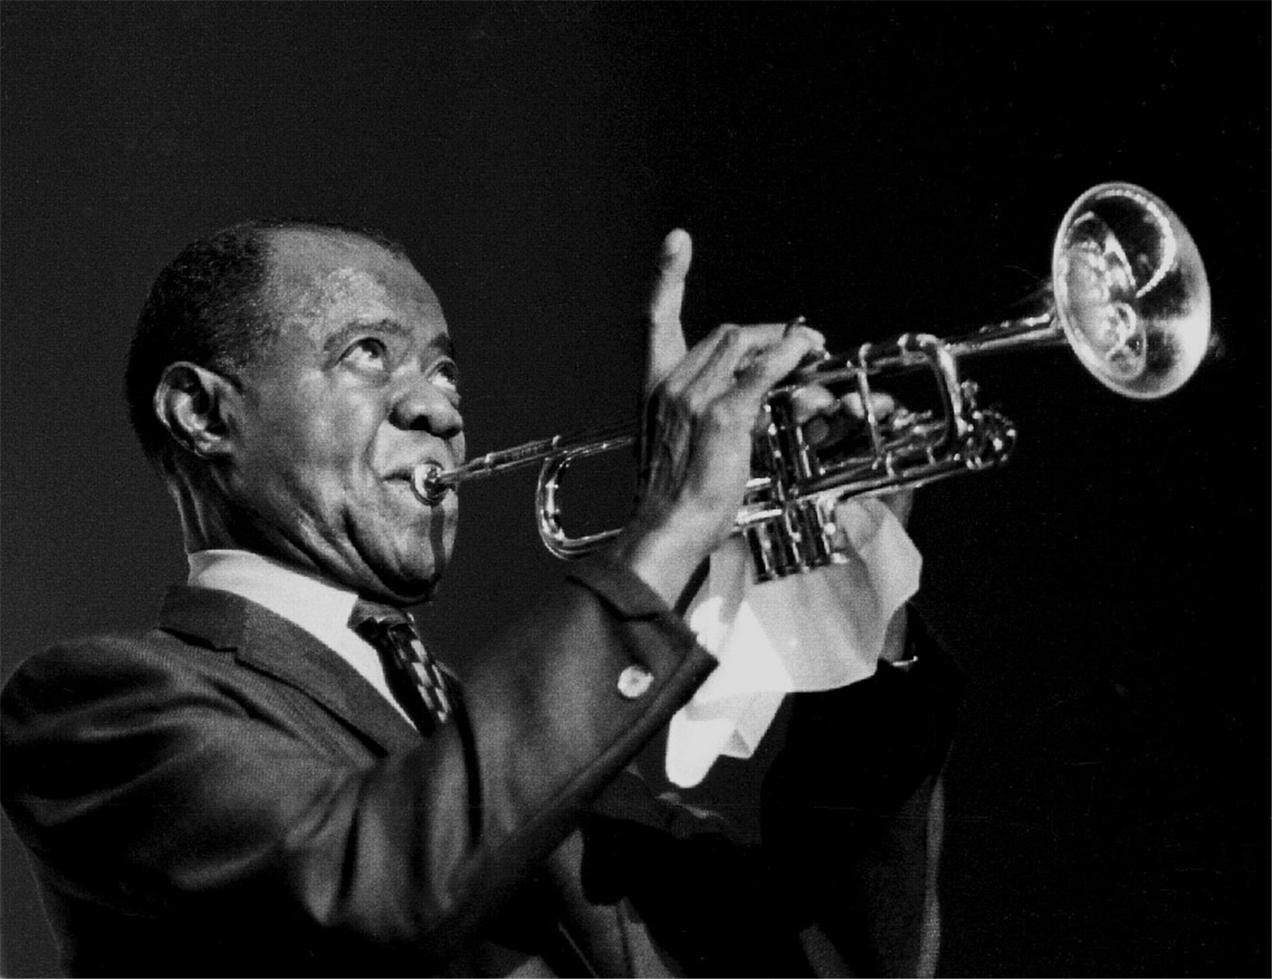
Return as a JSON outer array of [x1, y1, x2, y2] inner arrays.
[[659, 229, 685, 266], [785, 318, 825, 350], [783, 315, 807, 337]]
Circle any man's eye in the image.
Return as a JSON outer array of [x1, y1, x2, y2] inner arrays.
[[344, 338, 388, 369], [431, 360, 461, 392]]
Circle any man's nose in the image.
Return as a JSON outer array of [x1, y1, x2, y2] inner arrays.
[[390, 379, 463, 438]]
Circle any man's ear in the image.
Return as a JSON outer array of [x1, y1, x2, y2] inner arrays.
[[153, 362, 243, 461]]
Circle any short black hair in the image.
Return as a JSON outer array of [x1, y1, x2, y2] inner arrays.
[[124, 218, 407, 469]]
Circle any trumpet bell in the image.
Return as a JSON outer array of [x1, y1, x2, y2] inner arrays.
[[1052, 182, 1211, 399]]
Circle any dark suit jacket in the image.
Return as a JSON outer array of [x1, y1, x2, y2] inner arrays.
[[2, 556, 960, 977]]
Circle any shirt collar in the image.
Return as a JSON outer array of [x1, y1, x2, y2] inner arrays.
[[187, 549, 361, 662]]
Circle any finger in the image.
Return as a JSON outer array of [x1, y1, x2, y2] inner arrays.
[[731, 326, 827, 401], [664, 322, 742, 396], [841, 391, 896, 420], [787, 388, 838, 443], [795, 385, 841, 447], [662, 321, 810, 400], [881, 489, 915, 526], [645, 229, 693, 395], [789, 384, 837, 425]]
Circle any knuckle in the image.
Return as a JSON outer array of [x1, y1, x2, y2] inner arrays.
[[662, 389, 690, 417], [800, 325, 827, 348], [710, 323, 742, 346], [654, 374, 684, 402], [705, 399, 738, 430], [683, 387, 711, 417]]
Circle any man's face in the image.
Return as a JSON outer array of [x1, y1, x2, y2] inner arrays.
[[226, 229, 465, 603]]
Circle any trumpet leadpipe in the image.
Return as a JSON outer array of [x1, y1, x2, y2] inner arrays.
[[411, 424, 636, 504]]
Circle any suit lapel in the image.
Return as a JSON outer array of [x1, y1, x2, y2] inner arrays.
[[159, 585, 421, 754]]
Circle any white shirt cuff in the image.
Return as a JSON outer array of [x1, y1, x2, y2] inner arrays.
[[666, 497, 922, 788]]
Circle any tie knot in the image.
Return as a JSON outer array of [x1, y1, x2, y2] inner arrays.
[[349, 598, 415, 640]]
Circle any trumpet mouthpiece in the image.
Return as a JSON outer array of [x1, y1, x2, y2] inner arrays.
[[411, 462, 450, 505]]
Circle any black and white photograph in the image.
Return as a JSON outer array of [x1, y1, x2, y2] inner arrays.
[[1, 4, 1267, 976]]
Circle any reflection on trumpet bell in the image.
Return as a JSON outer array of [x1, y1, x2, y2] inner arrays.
[[414, 181, 1212, 582], [1052, 182, 1210, 399]]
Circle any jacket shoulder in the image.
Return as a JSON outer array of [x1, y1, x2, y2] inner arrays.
[[1, 627, 240, 726]]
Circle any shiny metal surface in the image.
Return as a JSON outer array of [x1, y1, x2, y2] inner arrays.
[[414, 182, 1212, 580]]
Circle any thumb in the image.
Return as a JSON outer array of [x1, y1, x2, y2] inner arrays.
[[645, 228, 692, 395]]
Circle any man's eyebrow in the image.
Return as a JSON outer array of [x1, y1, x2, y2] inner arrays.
[[427, 334, 456, 360]]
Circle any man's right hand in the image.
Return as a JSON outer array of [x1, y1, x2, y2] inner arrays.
[[609, 230, 826, 608]]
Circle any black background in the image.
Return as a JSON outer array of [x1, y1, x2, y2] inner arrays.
[[2, 3, 1267, 976]]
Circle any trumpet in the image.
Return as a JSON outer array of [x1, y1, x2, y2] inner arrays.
[[414, 182, 1212, 581]]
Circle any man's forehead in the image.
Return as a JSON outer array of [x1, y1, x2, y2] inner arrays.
[[267, 227, 443, 325]]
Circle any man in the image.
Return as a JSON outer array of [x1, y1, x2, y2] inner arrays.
[[2, 220, 960, 976]]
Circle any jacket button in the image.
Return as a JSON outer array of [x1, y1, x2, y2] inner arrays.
[[616, 664, 654, 699]]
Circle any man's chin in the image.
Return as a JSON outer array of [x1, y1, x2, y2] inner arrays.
[[365, 560, 444, 606], [380, 535, 457, 602], [344, 514, 453, 604]]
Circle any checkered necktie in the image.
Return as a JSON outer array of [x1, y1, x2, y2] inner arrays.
[[348, 599, 452, 732]]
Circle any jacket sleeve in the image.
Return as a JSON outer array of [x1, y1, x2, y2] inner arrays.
[[760, 608, 964, 977], [563, 610, 963, 978], [0, 555, 717, 972]]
